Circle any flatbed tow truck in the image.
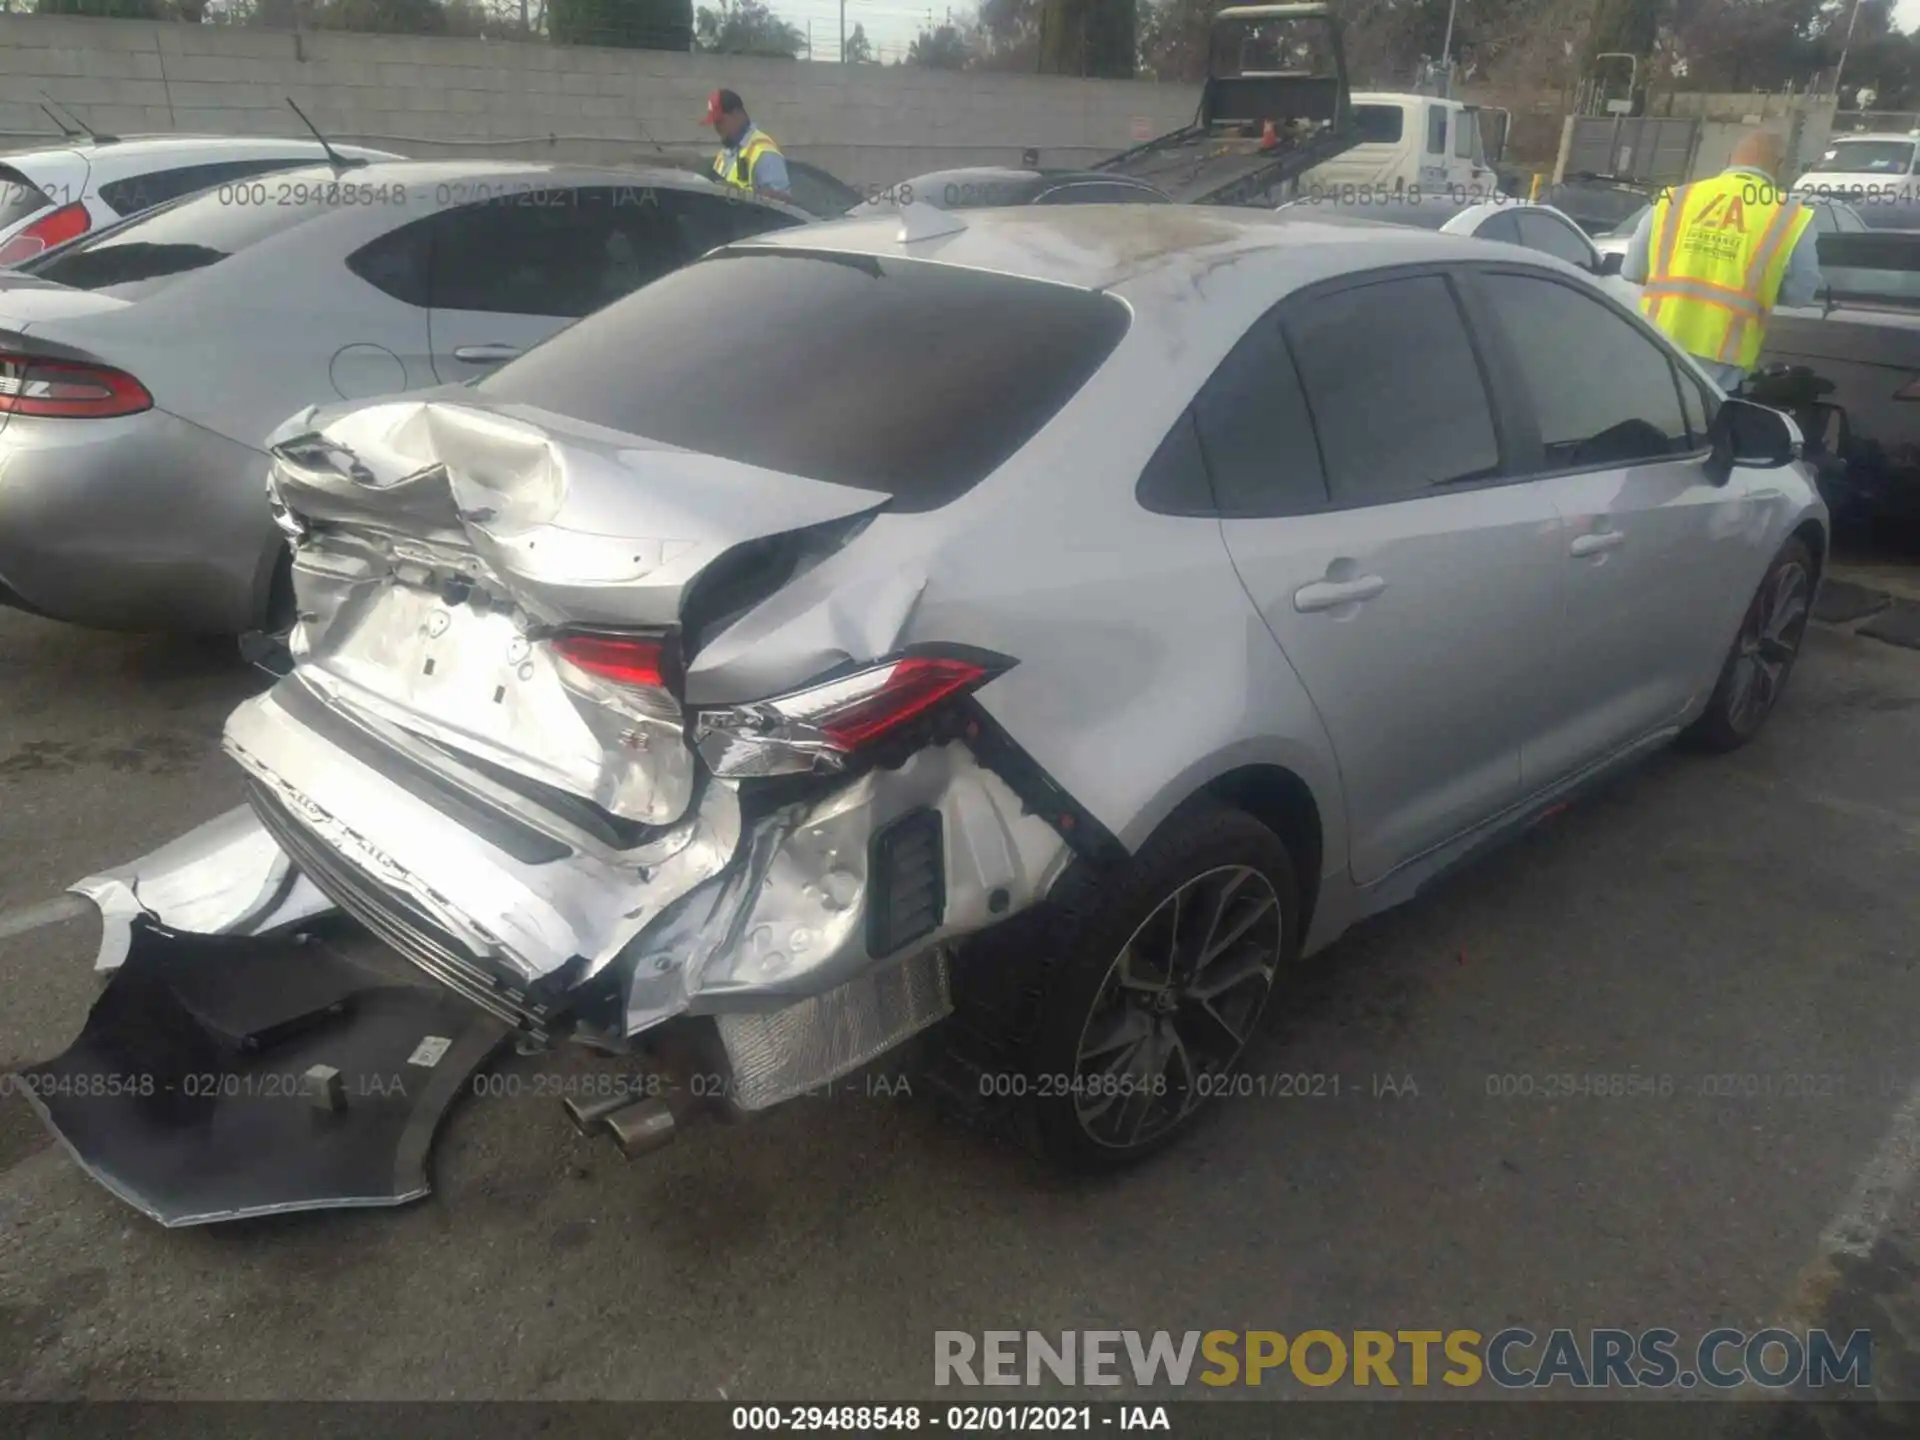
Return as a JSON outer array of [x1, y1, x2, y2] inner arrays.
[[1092, 3, 1360, 208]]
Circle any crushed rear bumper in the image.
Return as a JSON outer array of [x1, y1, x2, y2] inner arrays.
[[15, 920, 508, 1228]]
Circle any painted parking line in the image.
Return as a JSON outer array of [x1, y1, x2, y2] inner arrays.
[[0, 893, 89, 942], [1741, 1080, 1920, 1403]]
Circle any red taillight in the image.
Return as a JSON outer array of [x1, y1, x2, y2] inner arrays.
[[0, 201, 91, 267], [693, 649, 1011, 779], [0, 352, 151, 419], [550, 632, 665, 689], [815, 656, 988, 749]]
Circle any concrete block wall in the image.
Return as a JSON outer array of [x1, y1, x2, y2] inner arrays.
[[0, 16, 1201, 189]]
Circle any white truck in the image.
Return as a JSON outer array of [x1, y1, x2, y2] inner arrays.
[[1296, 91, 1502, 200]]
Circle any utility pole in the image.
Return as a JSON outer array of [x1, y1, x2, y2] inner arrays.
[[808, 18, 813, 57], [1832, 0, 1863, 105], [1439, 0, 1459, 98], [840, 0, 846, 63]]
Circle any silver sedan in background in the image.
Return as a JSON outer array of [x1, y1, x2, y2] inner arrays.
[[0, 159, 809, 634]]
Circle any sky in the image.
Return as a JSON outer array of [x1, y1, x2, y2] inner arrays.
[[769, 0, 957, 63], [785, 0, 1920, 68]]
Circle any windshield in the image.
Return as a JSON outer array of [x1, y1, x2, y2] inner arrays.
[[1211, 17, 1335, 77], [477, 250, 1131, 511], [1352, 105, 1405, 144], [21, 172, 349, 297], [1804, 140, 1916, 176], [1548, 183, 1650, 234]]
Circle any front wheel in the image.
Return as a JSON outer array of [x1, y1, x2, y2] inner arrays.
[[1024, 804, 1299, 1173], [1682, 537, 1815, 753]]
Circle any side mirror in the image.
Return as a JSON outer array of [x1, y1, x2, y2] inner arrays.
[[1704, 397, 1799, 485], [1596, 250, 1625, 276]]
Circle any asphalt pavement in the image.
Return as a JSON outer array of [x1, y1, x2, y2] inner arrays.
[[2, 599, 1920, 1407]]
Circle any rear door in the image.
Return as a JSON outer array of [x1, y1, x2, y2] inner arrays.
[[1214, 269, 1564, 886], [426, 186, 796, 382], [1457, 264, 1756, 785]]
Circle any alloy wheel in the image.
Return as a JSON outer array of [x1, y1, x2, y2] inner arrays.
[[1725, 560, 1811, 736], [1069, 864, 1284, 1150]]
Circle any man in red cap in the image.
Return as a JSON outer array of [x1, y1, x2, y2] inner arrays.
[[705, 88, 790, 204]]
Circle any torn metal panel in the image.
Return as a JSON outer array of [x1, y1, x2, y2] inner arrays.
[[16, 920, 508, 1227], [267, 398, 891, 632], [624, 743, 1072, 1033], [69, 805, 337, 973], [223, 679, 743, 991]]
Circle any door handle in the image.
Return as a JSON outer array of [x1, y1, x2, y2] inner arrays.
[[1293, 575, 1387, 613], [451, 343, 521, 365], [1569, 530, 1626, 557]]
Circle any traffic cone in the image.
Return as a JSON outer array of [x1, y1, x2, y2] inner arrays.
[[1259, 120, 1280, 152]]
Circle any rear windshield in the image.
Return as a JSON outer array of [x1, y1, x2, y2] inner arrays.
[[1547, 183, 1649, 233], [20, 177, 344, 297], [1353, 105, 1406, 144], [477, 249, 1131, 510], [1292, 194, 1469, 228], [1804, 141, 1916, 176], [0, 164, 53, 231]]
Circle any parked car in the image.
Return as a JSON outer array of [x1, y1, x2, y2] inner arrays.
[[1755, 229, 1920, 528], [672, 154, 864, 220], [1277, 191, 1639, 304], [0, 159, 809, 635], [854, 167, 1173, 213], [0, 134, 403, 267], [25, 205, 1827, 1223], [1794, 132, 1920, 230], [1539, 173, 1652, 238]]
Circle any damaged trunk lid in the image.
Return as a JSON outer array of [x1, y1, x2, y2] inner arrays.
[[267, 397, 891, 828]]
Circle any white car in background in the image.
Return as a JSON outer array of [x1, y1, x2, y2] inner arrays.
[[0, 133, 402, 266], [1277, 192, 1641, 305], [1793, 133, 1920, 227]]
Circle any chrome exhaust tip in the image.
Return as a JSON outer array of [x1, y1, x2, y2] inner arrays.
[[562, 1089, 641, 1135], [599, 1097, 677, 1160]]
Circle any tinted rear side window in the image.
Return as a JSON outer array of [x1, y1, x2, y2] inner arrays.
[[24, 179, 344, 295], [1190, 310, 1329, 517], [478, 251, 1130, 510], [1285, 274, 1500, 503], [0, 165, 53, 230]]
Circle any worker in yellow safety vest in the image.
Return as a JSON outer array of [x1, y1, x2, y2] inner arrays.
[[1621, 130, 1823, 394], [705, 89, 791, 205]]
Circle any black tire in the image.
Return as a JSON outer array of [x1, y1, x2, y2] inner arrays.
[[1681, 537, 1815, 754], [1007, 802, 1300, 1174]]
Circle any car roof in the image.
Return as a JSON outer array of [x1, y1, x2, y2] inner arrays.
[[0, 134, 394, 163], [730, 203, 1555, 295]]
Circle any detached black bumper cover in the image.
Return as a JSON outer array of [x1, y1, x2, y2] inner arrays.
[[14, 919, 509, 1227]]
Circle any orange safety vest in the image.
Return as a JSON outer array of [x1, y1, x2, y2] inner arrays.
[[712, 128, 783, 193], [1639, 169, 1815, 372]]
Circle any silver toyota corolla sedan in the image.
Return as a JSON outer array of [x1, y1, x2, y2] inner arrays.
[[24, 205, 1826, 1223], [0, 158, 807, 634]]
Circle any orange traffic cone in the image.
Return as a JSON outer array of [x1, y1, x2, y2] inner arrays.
[[1259, 120, 1280, 152]]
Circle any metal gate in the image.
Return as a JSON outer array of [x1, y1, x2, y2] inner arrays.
[[1565, 116, 1700, 184]]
